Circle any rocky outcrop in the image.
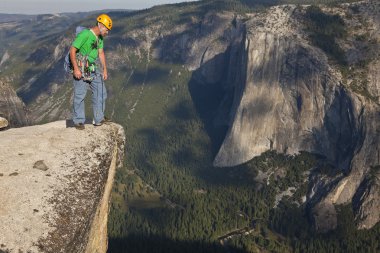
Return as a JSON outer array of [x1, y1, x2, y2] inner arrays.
[[0, 121, 125, 252], [0, 79, 28, 127], [0, 116, 8, 129], [312, 200, 338, 233]]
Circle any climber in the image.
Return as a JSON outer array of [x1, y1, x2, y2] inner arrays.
[[70, 14, 112, 130]]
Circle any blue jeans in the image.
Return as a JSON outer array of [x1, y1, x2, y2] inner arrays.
[[72, 72, 107, 125]]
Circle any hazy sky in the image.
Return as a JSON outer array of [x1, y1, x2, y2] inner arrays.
[[1, 0, 198, 14]]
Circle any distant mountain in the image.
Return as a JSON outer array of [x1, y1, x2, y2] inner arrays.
[[0, 13, 35, 22]]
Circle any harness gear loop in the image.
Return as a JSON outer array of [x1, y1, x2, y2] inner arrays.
[[76, 53, 96, 82]]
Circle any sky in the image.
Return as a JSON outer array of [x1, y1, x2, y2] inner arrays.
[[1, 0, 198, 14]]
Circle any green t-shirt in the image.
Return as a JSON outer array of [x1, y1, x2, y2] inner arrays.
[[72, 29, 104, 64]]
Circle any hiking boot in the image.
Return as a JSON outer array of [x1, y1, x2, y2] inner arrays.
[[74, 123, 85, 130], [102, 116, 112, 124], [93, 117, 112, 126]]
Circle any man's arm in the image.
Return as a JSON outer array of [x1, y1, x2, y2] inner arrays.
[[69, 46, 82, 80], [98, 48, 108, 80]]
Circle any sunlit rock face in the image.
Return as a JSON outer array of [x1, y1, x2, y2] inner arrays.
[[0, 121, 125, 252], [214, 4, 359, 170]]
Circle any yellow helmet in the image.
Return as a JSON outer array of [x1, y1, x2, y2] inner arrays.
[[97, 14, 112, 30]]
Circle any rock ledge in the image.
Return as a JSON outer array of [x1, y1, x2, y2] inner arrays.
[[0, 121, 125, 253]]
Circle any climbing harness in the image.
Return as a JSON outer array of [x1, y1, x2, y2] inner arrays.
[[76, 54, 96, 82]]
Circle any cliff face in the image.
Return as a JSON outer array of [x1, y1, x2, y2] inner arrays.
[[0, 121, 125, 252], [0, 80, 28, 127], [0, 116, 8, 129], [214, 5, 346, 167]]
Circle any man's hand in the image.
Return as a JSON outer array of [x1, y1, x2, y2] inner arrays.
[[103, 69, 108, 80], [73, 69, 82, 80]]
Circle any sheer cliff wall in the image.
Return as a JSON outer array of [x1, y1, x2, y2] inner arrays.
[[0, 121, 125, 253]]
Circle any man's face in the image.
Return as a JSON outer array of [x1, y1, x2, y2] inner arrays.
[[99, 23, 110, 37]]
